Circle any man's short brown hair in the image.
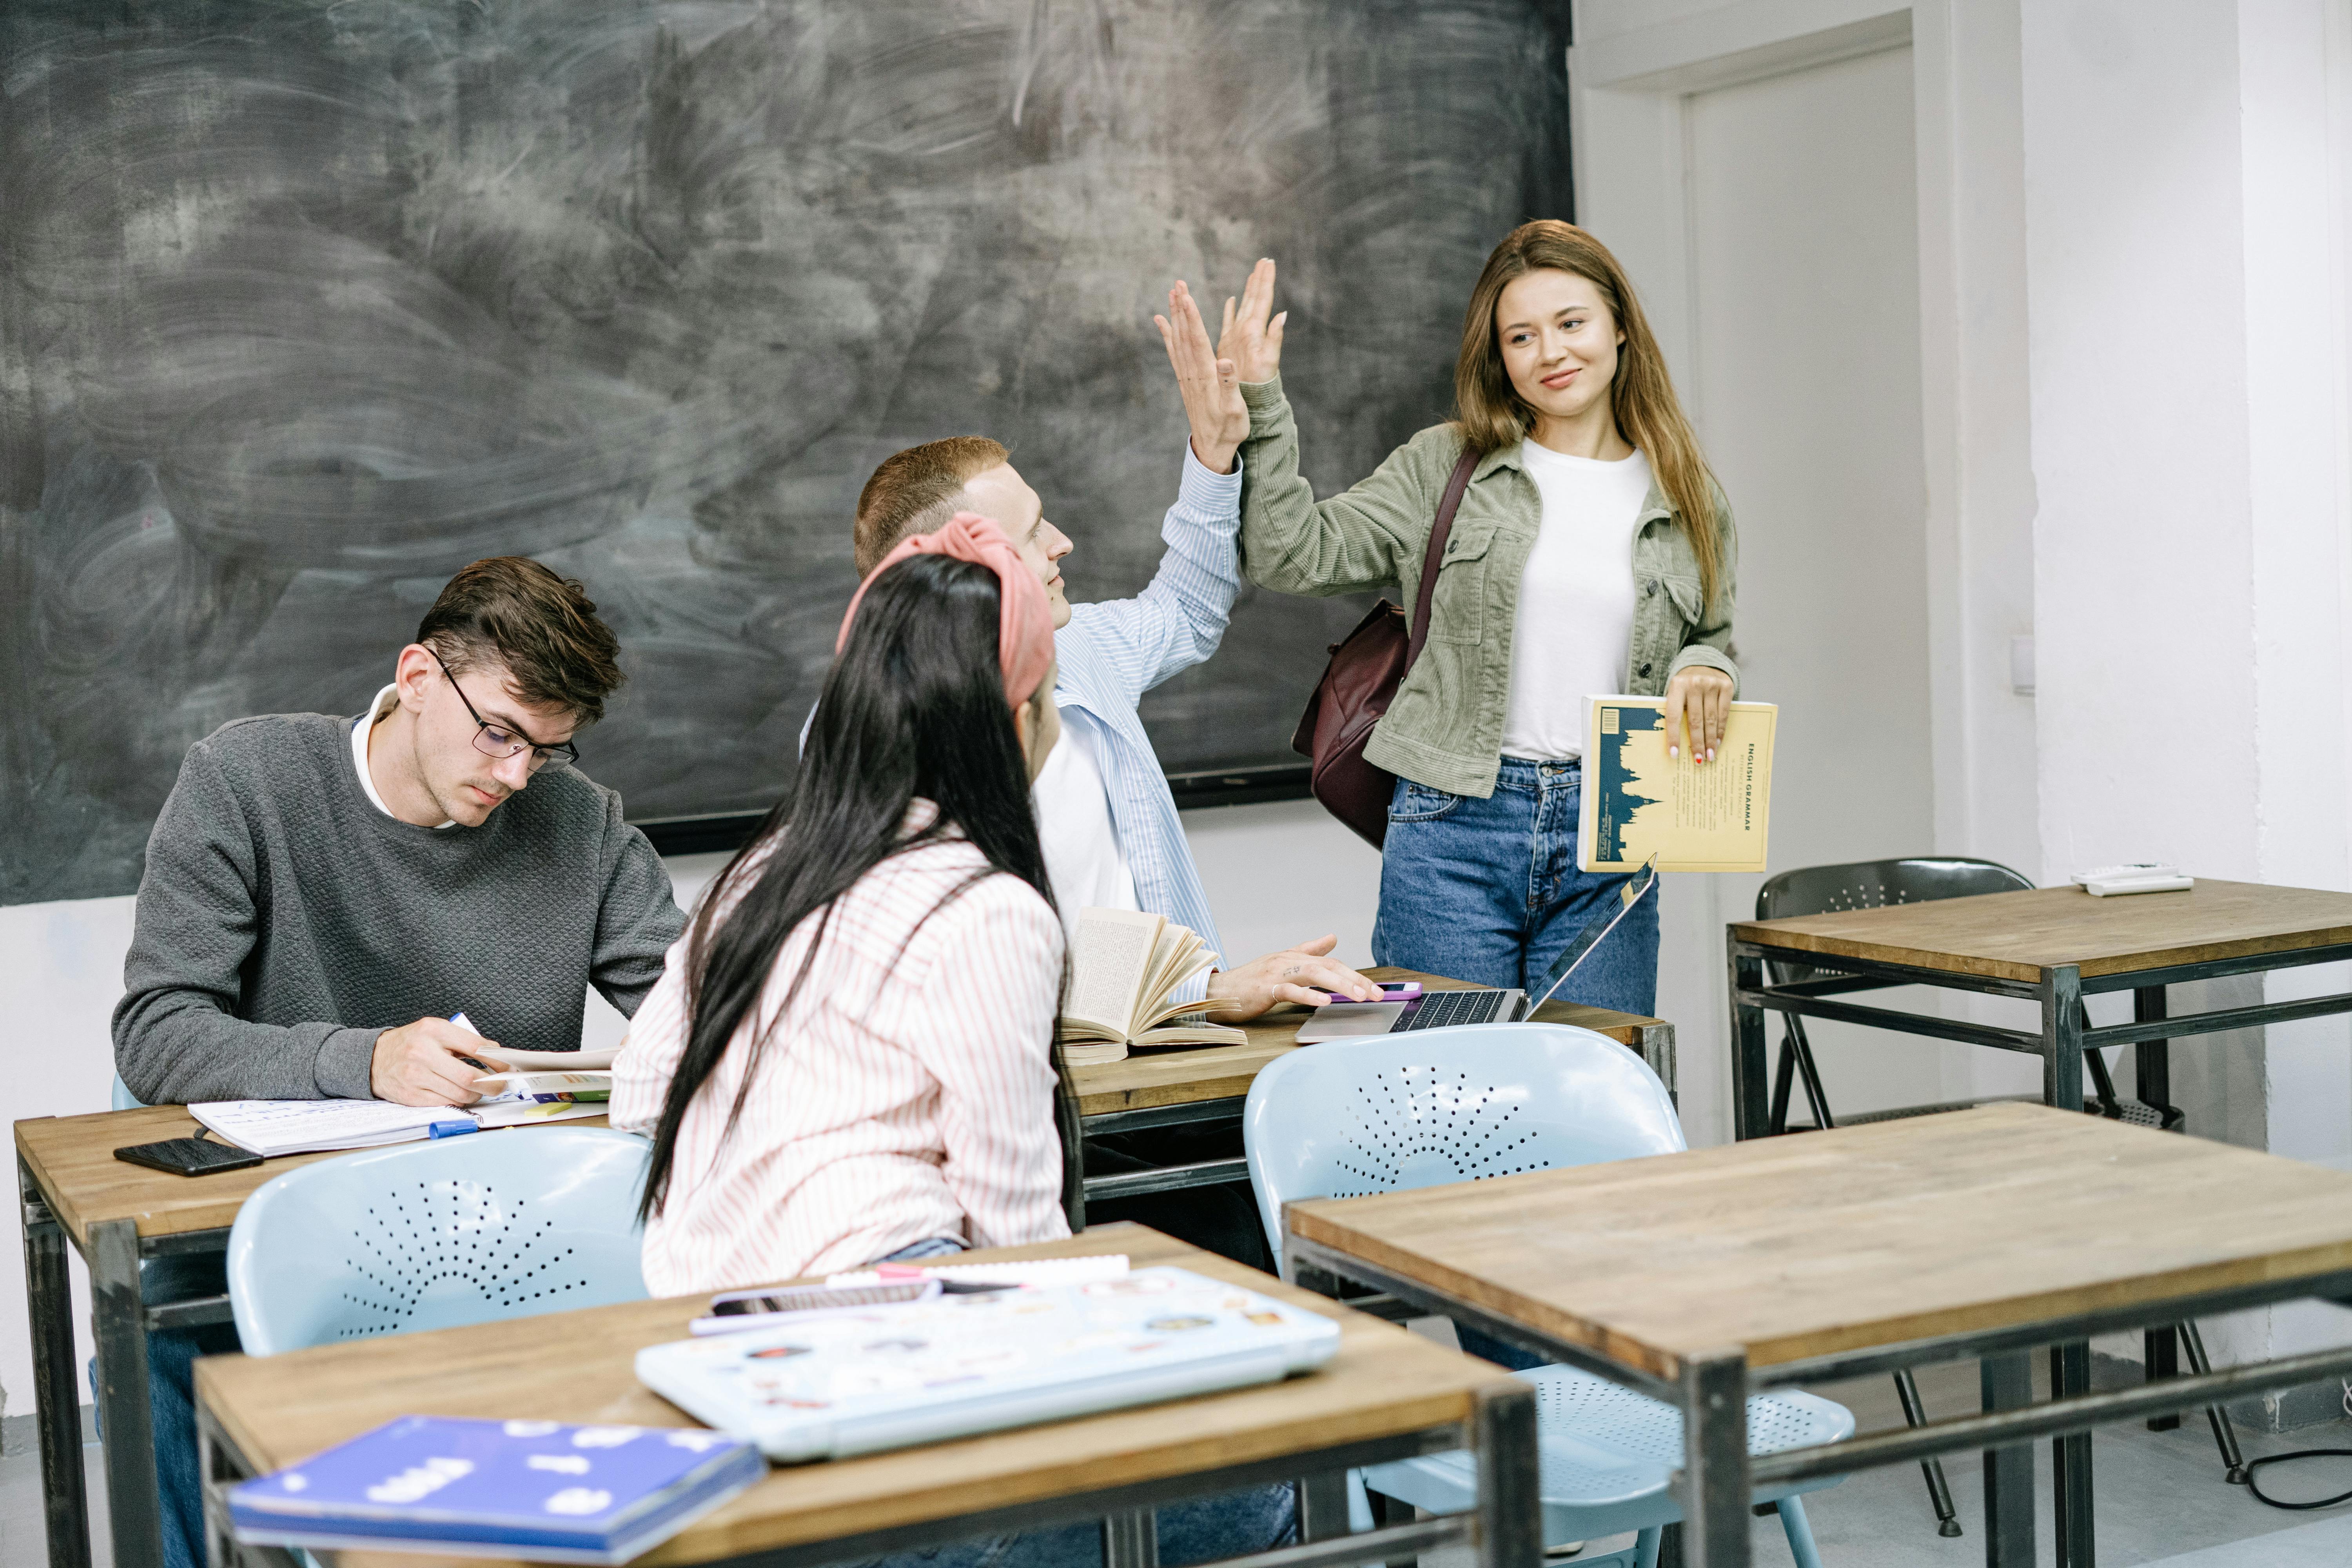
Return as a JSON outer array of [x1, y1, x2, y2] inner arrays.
[[854, 436, 1009, 574], [416, 557, 625, 726]]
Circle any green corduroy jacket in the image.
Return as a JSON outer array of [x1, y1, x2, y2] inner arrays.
[[1237, 376, 1740, 799]]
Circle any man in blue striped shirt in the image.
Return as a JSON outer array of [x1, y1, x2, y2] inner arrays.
[[851, 276, 1378, 1020]]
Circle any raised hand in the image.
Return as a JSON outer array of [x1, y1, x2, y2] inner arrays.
[[1218, 257, 1287, 385], [1153, 280, 1247, 474]]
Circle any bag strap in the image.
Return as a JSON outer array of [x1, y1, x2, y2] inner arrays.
[[1405, 448, 1483, 670]]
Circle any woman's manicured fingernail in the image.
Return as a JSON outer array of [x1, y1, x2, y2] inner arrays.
[[1669, 746, 1678, 759]]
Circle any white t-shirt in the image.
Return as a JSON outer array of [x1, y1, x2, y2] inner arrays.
[[1030, 707, 1138, 938], [1498, 443, 1654, 762], [352, 684, 455, 828]]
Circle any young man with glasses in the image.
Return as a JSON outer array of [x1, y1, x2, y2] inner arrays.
[[116, 555, 685, 1109], [116, 557, 686, 1568]]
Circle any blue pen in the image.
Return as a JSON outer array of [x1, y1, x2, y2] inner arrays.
[[428, 1120, 478, 1139]]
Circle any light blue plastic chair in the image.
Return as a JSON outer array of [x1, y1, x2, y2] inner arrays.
[[225, 1127, 652, 1356], [112, 1073, 145, 1110], [1243, 1024, 1851, 1568]]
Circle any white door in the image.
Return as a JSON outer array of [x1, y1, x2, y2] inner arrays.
[[1648, 43, 1945, 1137]]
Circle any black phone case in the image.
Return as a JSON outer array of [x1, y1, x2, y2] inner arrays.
[[113, 1138, 263, 1177]]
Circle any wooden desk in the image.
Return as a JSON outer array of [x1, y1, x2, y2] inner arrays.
[[24, 979, 1663, 1568], [1727, 878, 2352, 1135], [16, 1107, 613, 1568], [194, 1225, 1541, 1568], [1284, 1103, 2352, 1568], [1072, 968, 1672, 1210]]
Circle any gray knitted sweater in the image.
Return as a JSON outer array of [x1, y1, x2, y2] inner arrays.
[[114, 711, 687, 1104]]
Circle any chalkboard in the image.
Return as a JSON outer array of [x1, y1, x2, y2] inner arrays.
[[0, 1, 1572, 906]]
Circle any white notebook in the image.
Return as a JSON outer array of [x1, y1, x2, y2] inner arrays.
[[636, 1265, 1341, 1462], [190, 1083, 606, 1156]]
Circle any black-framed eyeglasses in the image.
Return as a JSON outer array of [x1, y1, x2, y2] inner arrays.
[[427, 649, 580, 771]]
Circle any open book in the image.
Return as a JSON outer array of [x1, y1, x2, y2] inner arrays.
[[1578, 696, 1778, 873], [1056, 908, 1245, 1065]]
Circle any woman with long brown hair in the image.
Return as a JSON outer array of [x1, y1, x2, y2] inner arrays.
[[1229, 222, 1737, 1025]]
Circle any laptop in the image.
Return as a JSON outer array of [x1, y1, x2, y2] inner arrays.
[[1295, 857, 1660, 1042]]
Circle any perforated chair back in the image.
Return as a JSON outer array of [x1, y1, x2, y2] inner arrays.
[[226, 1128, 651, 1356], [1242, 1022, 1682, 1275], [1756, 857, 2033, 986]]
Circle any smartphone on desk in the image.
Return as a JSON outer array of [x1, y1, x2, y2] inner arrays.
[[114, 1138, 263, 1178]]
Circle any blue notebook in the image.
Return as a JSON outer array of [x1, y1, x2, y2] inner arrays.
[[228, 1415, 764, 1564]]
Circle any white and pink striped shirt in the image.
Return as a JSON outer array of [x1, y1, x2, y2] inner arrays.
[[612, 807, 1070, 1296]]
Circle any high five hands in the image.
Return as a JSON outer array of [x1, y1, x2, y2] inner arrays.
[[1218, 258, 1285, 385], [1154, 260, 1289, 473], [1154, 281, 1247, 474]]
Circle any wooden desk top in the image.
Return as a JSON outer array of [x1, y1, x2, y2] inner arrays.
[[1289, 1103, 2352, 1380], [23, 971, 1662, 1245], [195, 1224, 1519, 1568], [15, 1106, 613, 1249], [1728, 878, 2352, 984], [1070, 967, 1665, 1118]]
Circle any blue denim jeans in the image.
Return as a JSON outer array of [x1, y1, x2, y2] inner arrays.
[[143, 1251, 241, 1568], [1372, 759, 1661, 1017], [1372, 758, 1661, 1371]]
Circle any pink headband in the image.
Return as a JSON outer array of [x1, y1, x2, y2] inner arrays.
[[836, 512, 1056, 707]]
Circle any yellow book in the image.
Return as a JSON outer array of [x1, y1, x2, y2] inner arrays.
[[1577, 697, 1777, 873]]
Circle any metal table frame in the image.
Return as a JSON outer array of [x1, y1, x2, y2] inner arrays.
[[1289, 1231, 2352, 1568], [1713, 932, 2352, 1564], [194, 1370, 1543, 1568], [20, 1155, 241, 1568], [1727, 935, 2352, 1136]]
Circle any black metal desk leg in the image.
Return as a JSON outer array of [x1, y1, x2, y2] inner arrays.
[[2042, 966, 2085, 1112], [2051, 1343, 2094, 1567], [1296, 1472, 1349, 1543], [2133, 987, 2181, 1421], [1729, 942, 1770, 1141], [1473, 1382, 1543, 1568], [1677, 1350, 1752, 1568], [20, 1158, 92, 1568], [91, 1219, 166, 1568], [1982, 1351, 2036, 1568], [1103, 1510, 1159, 1568]]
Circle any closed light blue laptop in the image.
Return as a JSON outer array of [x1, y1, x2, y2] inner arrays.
[[636, 1266, 1339, 1461]]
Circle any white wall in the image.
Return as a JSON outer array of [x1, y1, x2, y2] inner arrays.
[[0, 895, 134, 1426], [2018, 0, 2352, 1390], [1576, 5, 1990, 1145]]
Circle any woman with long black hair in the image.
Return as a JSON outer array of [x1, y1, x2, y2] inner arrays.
[[614, 514, 1071, 1290], [613, 514, 1297, 1568]]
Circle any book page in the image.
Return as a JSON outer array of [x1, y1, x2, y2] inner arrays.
[[1137, 927, 1211, 1017], [190, 1099, 446, 1156], [1579, 699, 1777, 873], [1062, 907, 1163, 1035]]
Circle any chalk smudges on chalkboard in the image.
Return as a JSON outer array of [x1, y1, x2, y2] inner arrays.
[[0, 1, 1570, 905]]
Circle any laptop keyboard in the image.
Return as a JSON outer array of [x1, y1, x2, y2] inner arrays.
[[1392, 989, 1510, 1031]]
